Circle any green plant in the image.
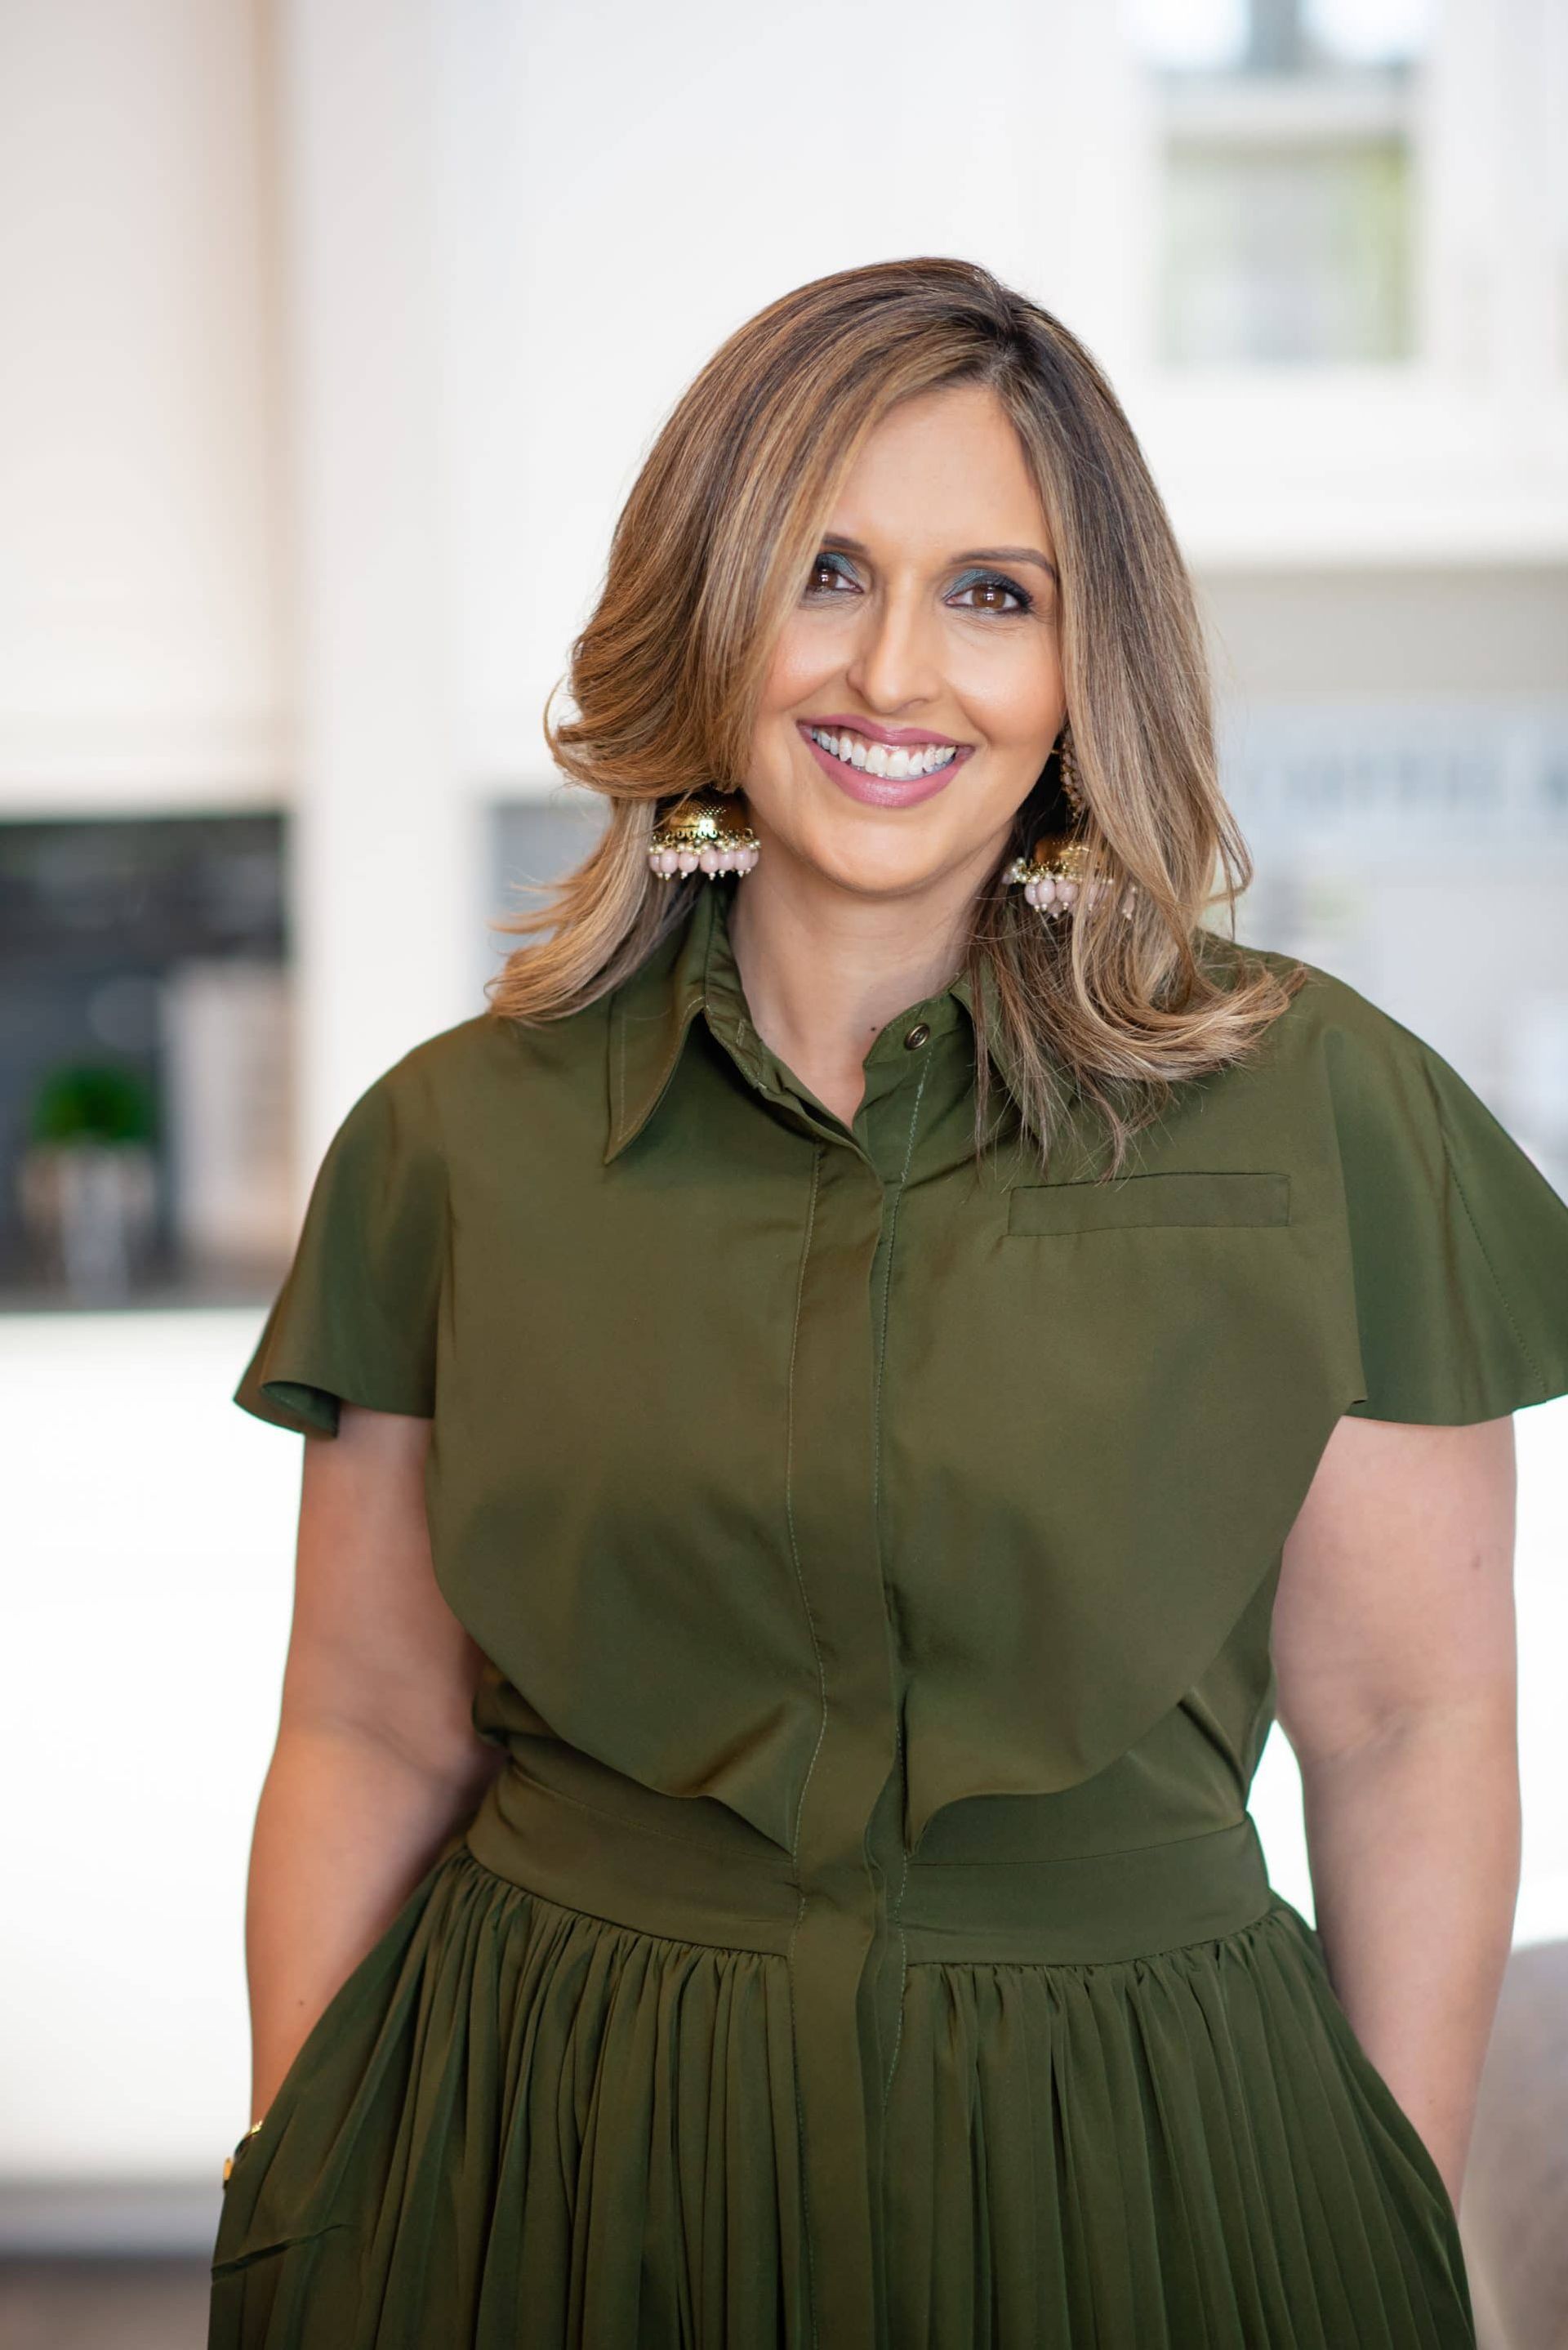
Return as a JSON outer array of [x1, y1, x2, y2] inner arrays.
[[29, 1063, 158, 1147]]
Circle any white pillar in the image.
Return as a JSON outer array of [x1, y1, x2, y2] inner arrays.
[[274, 0, 478, 1159]]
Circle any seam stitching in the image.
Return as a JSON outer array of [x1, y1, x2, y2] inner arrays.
[[900, 1892, 1290, 1978], [907, 1811, 1252, 1873], [877, 1055, 932, 2115], [780, 1145, 826, 2350]]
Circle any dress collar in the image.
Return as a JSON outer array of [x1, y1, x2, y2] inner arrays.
[[602, 881, 1016, 1164]]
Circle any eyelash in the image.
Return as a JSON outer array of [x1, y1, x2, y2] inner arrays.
[[803, 551, 1036, 618]]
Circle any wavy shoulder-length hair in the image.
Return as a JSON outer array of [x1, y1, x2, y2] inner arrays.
[[487, 255, 1307, 1178]]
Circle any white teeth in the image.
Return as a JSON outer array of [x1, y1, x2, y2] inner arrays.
[[807, 725, 960, 778]]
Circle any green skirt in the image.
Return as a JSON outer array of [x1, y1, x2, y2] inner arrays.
[[210, 1761, 1475, 2349]]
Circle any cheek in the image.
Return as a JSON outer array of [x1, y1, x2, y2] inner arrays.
[[758, 617, 834, 719], [949, 634, 1063, 751]]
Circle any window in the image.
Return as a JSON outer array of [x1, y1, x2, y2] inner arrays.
[[1132, 0, 1432, 365]]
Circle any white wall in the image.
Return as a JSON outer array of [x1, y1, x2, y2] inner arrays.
[[0, 0, 286, 805], [439, 0, 1116, 777], [0, 1309, 294, 2177]]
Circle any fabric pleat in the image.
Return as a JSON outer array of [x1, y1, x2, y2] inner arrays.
[[883, 1895, 1474, 2349], [211, 1848, 806, 2350], [212, 1853, 1474, 2349]]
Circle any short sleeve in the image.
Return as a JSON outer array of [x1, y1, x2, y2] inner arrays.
[[1327, 1017, 1568, 1424], [233, 1064, 448, 1437]]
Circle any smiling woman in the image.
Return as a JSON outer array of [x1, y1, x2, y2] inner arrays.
[[212, 257, 1568, 2350], [497, 256, 1299, 1179]]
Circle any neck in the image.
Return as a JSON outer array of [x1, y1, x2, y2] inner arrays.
[[721, 863, 975, 1126]]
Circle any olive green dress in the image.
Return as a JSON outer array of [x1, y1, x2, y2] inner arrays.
[[212, 877, 1568, 2350]]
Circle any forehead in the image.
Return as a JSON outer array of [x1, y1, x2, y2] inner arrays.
[[824, 382, 1050, 557]]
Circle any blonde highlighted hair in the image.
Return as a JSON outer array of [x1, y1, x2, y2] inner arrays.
[[487, 256, 1306, 1176]]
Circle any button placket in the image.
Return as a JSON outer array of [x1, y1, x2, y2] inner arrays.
[[753, 1033, 938, 2346], [598, 890, 997, 2341]]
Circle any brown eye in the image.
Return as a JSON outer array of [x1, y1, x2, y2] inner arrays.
[[949, 570, 1031, 616], [803, 551, 857, 600]]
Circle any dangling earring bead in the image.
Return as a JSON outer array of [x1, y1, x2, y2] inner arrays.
[[1004, 722, 1137, 921], [648, 787, 760, 881], [1004, 836, 1135, 921]]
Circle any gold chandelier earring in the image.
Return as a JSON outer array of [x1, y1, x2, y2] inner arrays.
[[1004, 727, 1135, 923], [648, 786, 760, 881]]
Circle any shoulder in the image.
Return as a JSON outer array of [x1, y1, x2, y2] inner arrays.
[[340, 998, 610, 1177], [1180, 932, 1485, 1199], [381, 1008, 528, 1102], [1203, 931, 1442, 1095], [369, 1000, 605, 1105], [1199, 934, 1566, 1249]]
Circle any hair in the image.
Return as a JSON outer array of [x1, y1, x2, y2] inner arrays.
[[485, 255, 1307, 1178]]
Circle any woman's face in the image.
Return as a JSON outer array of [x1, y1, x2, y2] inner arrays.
[[746, 380, 1064, 902]]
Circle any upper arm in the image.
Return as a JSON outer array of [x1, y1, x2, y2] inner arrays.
[[279, 1404, 488, 1776], [234, 1058, 485, 1775], [1272, 1411, 1518, 1768], [1275, 996, 1561, 1765]]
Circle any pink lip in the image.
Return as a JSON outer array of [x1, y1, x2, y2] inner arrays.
[[797, 719, 972, 809], [804, 712, 968, 747]]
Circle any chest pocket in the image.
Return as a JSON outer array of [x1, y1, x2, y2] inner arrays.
[[1007, 1169, 1291, 1233]]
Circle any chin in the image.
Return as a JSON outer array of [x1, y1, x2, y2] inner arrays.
[[796, 834, 956, 903]]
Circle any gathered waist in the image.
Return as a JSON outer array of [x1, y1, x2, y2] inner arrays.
[[463, 1740, 1276, 1968]]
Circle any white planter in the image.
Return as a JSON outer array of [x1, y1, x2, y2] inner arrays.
[[16, 1141, 159, 1300]]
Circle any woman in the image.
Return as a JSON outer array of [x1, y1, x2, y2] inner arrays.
[[212, 258, 1568, 2349]]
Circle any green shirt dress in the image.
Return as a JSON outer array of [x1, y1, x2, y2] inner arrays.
[[212, 876, 1568, 2350]]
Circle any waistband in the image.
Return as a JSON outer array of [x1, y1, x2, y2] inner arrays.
[[463, 1743, 1276, 1968]]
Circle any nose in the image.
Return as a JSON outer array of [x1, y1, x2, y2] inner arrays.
[[842, 582, 944, 716]]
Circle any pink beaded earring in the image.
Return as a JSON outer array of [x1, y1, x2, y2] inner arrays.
[[1004, 728, 1135, 924], [647, 787, 760, 882]]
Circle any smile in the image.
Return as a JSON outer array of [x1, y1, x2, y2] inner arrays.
[[804, 724, 963, 780]]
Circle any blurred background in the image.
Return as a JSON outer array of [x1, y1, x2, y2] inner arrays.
[[2, 0, 1566, 2342]]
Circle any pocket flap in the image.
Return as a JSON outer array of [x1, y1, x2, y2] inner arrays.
[[1008, 1170, 1291, 1233]]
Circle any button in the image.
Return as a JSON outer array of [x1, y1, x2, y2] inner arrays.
[[903, 1022, 931, 1050]]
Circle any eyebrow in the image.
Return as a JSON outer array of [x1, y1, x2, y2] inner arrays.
[[821, 532, 1058, 583]]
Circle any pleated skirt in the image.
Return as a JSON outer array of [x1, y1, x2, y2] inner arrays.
[[209, 1826, 1476, 2349]]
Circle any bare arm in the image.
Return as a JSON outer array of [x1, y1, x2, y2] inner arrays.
[[245, 1404, 502, 2123], [1272, 1411, 1520, 2211]]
